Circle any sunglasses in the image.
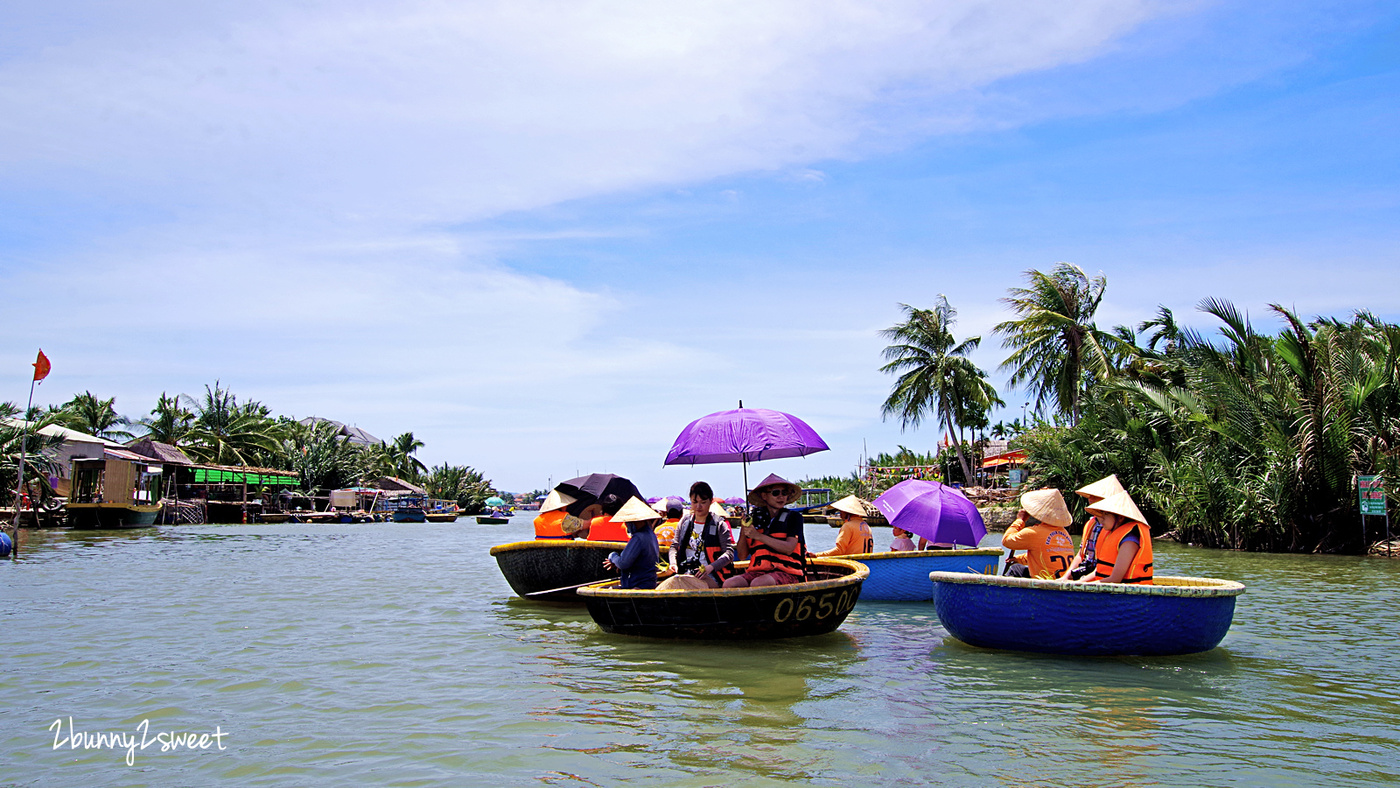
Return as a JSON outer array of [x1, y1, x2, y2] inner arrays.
[[764, 489, 791, 497]]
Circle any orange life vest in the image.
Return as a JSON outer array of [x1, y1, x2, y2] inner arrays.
[[1092, 520, 1154, 584], [675, 514, 736, 581], [748, 510, 806, 578], [655, 518, 679, 548], [533, 510, 569, 539], [587, 515, 629, 543]]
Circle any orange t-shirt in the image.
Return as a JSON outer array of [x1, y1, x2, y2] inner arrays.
[[817, 520, 874, 556], [1002, 518, 1076, 579]]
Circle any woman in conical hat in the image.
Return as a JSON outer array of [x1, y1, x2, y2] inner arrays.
[[814, 495, 874, 557], [1002, 488, 1076, 580], [1075, 490, 1153, 585], [725, 473, 808, 588], [1062, 474, 1127, 579], [602, 497, 662, 589]]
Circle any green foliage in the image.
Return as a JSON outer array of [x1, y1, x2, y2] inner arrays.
[[880, 296, 1002, 482], [181, 382, 287, 466], [1022, 301, 1400, 553], [136, 393, 193, 445], [54, 391, 134, 441], [423, 463, 497, 513], [276, 420, 358, 493], [0, 403, 64, 506]]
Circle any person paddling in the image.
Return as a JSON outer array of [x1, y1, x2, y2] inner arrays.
[[1002, 488, 1076, 580], [814, 495, 875, 557], [602, 497, 662, 590]]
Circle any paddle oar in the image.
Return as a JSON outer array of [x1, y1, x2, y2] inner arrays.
[[524, 580, 608, 597]]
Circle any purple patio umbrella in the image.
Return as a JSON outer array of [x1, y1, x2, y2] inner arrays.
[[873, 479, 987, 548], [664, 406, 829, 496]]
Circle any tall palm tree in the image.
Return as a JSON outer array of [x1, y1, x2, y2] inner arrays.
[[994, 263, 1123, 424], [879, 297, 1000, 483], [135, 392, 193, 445], [183, 382, 284, 466], [386, 432, 427, 482], [56, 391, 134, 441]]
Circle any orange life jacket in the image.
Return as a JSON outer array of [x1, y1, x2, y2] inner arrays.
[[655, 518, 679, 548], [1092, 520, 1154, 584], [748, 510, 806, 578], [533, 510, 569, 539], [587, 515, 629, 543]]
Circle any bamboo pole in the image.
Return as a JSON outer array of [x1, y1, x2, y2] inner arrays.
[[8, 374, 39, 556]]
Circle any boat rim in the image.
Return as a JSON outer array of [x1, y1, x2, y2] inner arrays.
[[579, 557, 869, 600], [841, 548, 1002, 561], [929, 571, 1244, 597], [489, 539, 628, 555]]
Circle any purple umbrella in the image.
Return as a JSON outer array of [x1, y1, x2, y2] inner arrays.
[[665, 408, 829, 465], [873, 479, 986, 548], [664, 407, 829, 497]]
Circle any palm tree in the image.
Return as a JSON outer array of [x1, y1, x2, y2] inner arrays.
[[994, 263, 1124, 424], [386, 432, 427, 482], [879, 297, 1000, 483], [56, 391, 134, 441], [183, 382, 284, 466], [135, 392, 193, 445]]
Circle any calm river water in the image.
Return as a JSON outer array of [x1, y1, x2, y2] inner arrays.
[[3, 517, 1397, 787]]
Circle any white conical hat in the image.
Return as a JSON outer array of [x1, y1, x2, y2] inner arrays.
[[612, 496, 663, 523], [540, 489, 578, 513], [1084, 490, 1148, 525], [1075, 474, 1125, 502], [829, 495, 874, 518], [1020, 488, 1071, 529]]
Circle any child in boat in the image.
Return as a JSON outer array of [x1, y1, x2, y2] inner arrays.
[[814, 495, 875, 557], [724, 474, 807, 588], [889, 526, 917, 552], [1002, 488, 1076, 580], [602, 497, 662, 589]]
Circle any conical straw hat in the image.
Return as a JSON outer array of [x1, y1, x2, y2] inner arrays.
[[1019, 488, 1071, 529], [1084, 490, 1148, 526], [829, 495, 874, 518], [747, 473, 801, 505], [1075, 474, 1125, 503], [612, 497, 662, 523], [540, 489, 578, 513]]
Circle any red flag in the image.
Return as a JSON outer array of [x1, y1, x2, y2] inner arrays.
[[32, 350, 50, 382]]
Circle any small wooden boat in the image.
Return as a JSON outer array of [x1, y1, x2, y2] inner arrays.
[[929, 571, 1245, 656], [476, 515, 510, 524], [577, 558, 869, 639], [490, 539, 629, 600], [844, 549, 1001, 601], [426, 511, 461, 522]]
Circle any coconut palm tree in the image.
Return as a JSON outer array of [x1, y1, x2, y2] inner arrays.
[[135, 392, 194, 445], [386, 432, 427, 482], [994, 263, 1125, 424], [182, 382, 284, 466], [55, 391, 134, 441], [879, 297, 1001, 483]]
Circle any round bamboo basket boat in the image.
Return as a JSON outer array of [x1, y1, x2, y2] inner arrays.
[[929, 571, 1245, 656], [490, 539, 629, 601], [841, 549, 1001, 601], [576, 558, 869, 639]]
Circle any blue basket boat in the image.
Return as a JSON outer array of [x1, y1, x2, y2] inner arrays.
[[929, 571, 1245, 656], [844, 549, 1001, 601]]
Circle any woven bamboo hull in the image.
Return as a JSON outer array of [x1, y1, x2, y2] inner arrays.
[[577, 559, 869, 639], [930, 572, 1244, 656], [490, 539, 629, 600], [847, 549, 1001, 601], [476, 516, 509, 524]]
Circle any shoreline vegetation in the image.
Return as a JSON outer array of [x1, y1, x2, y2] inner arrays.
[[800, 264, 1398, 556], [1, 383, 506, 515]]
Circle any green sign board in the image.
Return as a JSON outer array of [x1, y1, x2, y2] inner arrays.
[[191, 468, 299, 486], [1359, 475, 1387, 515]]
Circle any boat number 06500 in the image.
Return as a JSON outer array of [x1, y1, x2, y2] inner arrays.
[[773, 591, 856, 623]]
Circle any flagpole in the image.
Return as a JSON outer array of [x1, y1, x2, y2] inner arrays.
[[9, 374, 38, 556]]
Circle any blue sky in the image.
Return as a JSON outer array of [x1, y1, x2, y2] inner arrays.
[[2, 0, 1397, 496]]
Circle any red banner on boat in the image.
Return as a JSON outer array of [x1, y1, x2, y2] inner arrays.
[[32, 350, 50, 382]]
